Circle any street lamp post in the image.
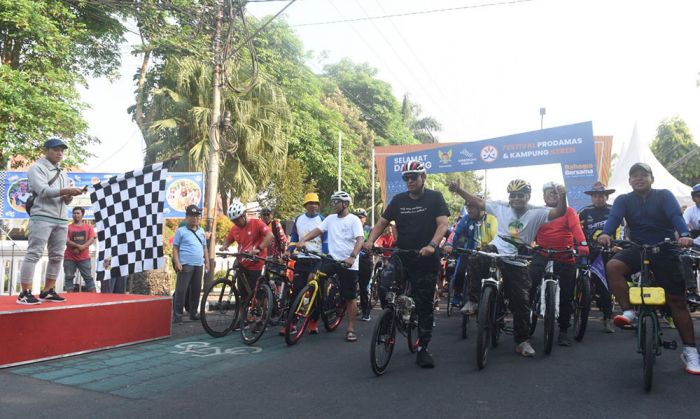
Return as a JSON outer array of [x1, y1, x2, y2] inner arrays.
[[540, 107, 546, 130]]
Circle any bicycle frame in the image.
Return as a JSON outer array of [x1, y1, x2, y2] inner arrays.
[[539, 260, 561, 319]]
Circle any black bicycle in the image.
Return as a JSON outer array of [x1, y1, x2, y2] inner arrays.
[[572, 254, 592, 342], [200, 252, 248, 338], [611, 239, 679, 392], [370, 248, 420, 376]]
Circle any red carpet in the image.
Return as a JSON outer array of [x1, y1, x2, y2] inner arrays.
[[0, 293, 171, 368]]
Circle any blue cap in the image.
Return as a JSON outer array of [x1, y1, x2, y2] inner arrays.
[[44, 138, 68, 149]]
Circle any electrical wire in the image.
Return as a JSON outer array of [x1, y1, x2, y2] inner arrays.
[[294, 0, 534, 27]]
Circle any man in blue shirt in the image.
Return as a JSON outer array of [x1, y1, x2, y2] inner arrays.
[[597, 162, 699, 375], [172, 205, 209, 323]]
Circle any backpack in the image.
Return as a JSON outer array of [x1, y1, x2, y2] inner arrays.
[[25, 169, 62, 215]]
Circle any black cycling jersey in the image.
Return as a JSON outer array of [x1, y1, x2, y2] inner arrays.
[[578, 204, 612, 243]]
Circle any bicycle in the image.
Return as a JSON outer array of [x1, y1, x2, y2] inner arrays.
[[369, 247, 420, 376], [681, 247, 700, 312], [463, 248, 527, 369], [611, 239, 679, 392], [200, 252, 249, 338], [284, 249, 347, 346], [369, 258, 384, 310], [528, 246, 574, 355], [572, 254, 592, 342]]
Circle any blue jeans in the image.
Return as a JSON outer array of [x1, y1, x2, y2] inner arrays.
[[63, 259, 95, 291]]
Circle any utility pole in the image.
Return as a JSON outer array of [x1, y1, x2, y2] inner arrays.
[[337, 129, 342, 191], [204, 0, 224, 285]]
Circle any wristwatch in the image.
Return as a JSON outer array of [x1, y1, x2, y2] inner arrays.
[[350, 253, 357, 258], [680, 232, 691, 238], [429, 241, 438, 250], [579, 241, 588, 246]]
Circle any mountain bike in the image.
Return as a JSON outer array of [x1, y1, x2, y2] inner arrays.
[[528, 246, 574, 355], [572, 254, 592, 342], [681, 247, 700, 312], [284, 249, 347, 346], [369, 248, 420, 376], [464, 248, 526, 369], [369, 258, 384, 309], [612, 239, 679, 392], [200, 252, 249, 338]]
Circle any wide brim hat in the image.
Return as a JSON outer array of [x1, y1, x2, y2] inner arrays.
[[583, 181, 615, 195]]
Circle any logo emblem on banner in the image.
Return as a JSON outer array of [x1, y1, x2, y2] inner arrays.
[[480, 145, 498, 163], [438, 149, 452, 164]]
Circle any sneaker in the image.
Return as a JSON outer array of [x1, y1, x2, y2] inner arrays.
[[39, 288, 65, 303], [361, 314, 371, 322], [664, 315, 676, 329], [687, 290, 700, 306], [308, 319, 319, 335], [189, 313, 200, 321], [416, 348, 435, 368], [602, 318, 615, 333], [613, 310, 636, 328], [558, 330, 572, 346], [461, 301, 478, 315], [681, 348, 700, 375], [451, 296, 462, 307], [516, 341, 536, 357], [172, 313, 183, 324], [16, 290, 41, 305]]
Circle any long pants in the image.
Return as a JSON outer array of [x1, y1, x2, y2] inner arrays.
[[450, 256, 468, 299], [63, 259, 95, 291], [498, 261, 532, 344], [379, 253, 438, 347], [591, 272, 613, 319], [20, 219, 68, 285], [528, 254, 576, 332], [174, 265, 203, 316], [466, 253, 492, 303], [358, 255, 373, 316]]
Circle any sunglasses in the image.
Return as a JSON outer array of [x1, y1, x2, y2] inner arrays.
[[402, 173, 420, 182], [509, 192, 526, 199], [330, 199, 343, 205]]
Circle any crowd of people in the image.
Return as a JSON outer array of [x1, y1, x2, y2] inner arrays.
[[14, 139, 700, 376]]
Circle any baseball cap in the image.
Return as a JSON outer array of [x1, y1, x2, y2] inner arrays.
[[629, 162, 652, 176], [44, 138, 68, 149], [185, 205, 202, 216]]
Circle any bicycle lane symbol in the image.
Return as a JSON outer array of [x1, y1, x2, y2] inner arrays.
[[170, 342, 263, 357]]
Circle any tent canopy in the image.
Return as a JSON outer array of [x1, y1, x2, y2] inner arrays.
[[608, 124, 692, 207]]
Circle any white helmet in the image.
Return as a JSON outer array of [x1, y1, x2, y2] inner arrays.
[[542, 182, 560, 192], [227, 200, 245, 220], [330, 191, 352, 203]]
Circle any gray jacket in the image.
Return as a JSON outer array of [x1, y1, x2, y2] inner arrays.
[[27, 157, 72, 221]]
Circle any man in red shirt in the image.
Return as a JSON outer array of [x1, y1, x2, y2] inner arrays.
[[529, 182, 589, 346], [220, 200, 274, 299], [63, 207, 96, 292]]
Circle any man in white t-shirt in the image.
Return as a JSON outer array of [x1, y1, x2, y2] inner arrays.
[[450, 179, 567, 357], [297, 191, 364, 342], [681, 184, 700, 304]]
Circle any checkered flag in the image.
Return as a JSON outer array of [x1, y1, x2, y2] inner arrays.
[[90, 162, 167, 280]]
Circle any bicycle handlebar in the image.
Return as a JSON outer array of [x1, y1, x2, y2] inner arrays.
[[370, 247, 419, 256], [450, 246, 531, 261]]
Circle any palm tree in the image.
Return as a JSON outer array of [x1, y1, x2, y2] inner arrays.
[[401, 94, 442, 144]]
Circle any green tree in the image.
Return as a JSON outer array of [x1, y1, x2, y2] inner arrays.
[[650, 117, 700, 185], [0, 0, 125, 167], [401, 94, 442, 144], [260, 158, 316, 221]]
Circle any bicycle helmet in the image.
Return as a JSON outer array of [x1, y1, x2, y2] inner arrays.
[[353, 208, 367, 218], [227, 200, 245, 220], [692, 184, 700, 196], [330, 191, 352, 203], [400, 160, 427, 175], [507, 179, 531, 194], [542, 182, 560, 191]]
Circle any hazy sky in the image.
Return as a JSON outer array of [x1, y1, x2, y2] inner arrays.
[[81, 0, 700, 204]]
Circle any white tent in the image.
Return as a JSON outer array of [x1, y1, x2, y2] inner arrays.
[[608, 123, 693, 207]]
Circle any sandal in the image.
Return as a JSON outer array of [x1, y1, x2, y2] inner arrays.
[[346, 331, 358, 342]]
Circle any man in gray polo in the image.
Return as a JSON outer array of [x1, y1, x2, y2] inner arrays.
[[17, 138, 85, 305]]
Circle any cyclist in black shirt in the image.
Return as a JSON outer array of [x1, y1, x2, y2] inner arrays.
[[365, 160, 450, 368], [577, 181, 616, 333]]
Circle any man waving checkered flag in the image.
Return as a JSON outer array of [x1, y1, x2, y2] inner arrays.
[[90, 162, 167, 280]]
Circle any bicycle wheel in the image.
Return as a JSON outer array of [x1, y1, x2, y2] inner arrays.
[[285, 283, 317, 346], [370, 308, 396, 376], [269, 278, 290, 326], [200, 278, 240, 338], [461, 313, 469, 340], [491, 293, 503, 348], [573, 273, 591, 342], [406, 315, 419, 353], [240, 283, 273, 345], [529, 286, 540, 336], [370, 268, 381, 309], [476, 286, 495, 370], [641, 314, 656, 392], [446, 279, 454, 317], [322, 276, 346, 332], [543, 281, 557, 355]]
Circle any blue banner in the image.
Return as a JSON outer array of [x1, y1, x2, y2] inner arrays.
[[2, 171, 203, 219], [386, 122, 597, 210]]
